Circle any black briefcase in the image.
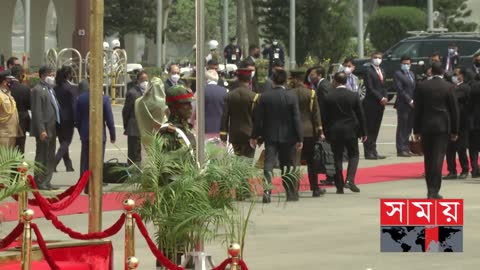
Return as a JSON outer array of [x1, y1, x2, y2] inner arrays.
[[103, 158, 131, 184], [313, 141, 336, 176]]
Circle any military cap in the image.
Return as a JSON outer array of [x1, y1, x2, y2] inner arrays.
[[165, 85, 194, 106], [0, 70, 15, 83], [236, 68, 253, 76]]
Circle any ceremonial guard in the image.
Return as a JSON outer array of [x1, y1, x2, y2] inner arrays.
[[289, 69, 326, 197], [220, 68, 259, 158], [158, 85, 196, 151], [224, 37, 242, 65], [0, 70, 22, 147], [262, 39, 285, 77]]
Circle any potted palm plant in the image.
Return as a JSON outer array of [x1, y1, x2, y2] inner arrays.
[[123, 135, 261, 268]]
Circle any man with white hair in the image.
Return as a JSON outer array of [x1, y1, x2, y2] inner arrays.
[[204, 69, 227, 139]]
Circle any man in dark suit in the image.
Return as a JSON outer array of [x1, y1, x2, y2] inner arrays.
[[9, 64, 30, 154], [414, 62, 459, 199], [444, 68, 471, 180], [220, 68, 258, 158], [246, 44, 261, 64], [289, 69, 326, 197], [363, 52, 388, 159], [204, 69, 227, 138], [262, 39, 285, 77], [251, 69, 303, 203], [122, 71, 147, 165], [76, 81, 116, 194], [307, 65, 336, 184], [393, 55, 416, 157], [466, 52, 480, 83], [442, 43, 459, 74], [468, 80, 480, 178], [263, 60, 284, 93], [324, 72, 367, 194], [164, 64, 182, 91], [54, 66, 78, 172], [30, 66, 61, 190]]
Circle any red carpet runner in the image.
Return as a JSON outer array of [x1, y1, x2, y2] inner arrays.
[[1, 161, 432, 221]]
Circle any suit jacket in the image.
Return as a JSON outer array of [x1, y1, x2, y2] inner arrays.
[[205, 83, 228, 134], [364, 64, 387, 105], [30, 82, 58, 137], [0, 88, 23, 139], [393, 69, 416, 110], [324, 86, 367, 142], [469, 81, 480, 131], [122, 85, 143, 136], [76, 92, 116, 142], [315, 79, 334, 127], [289, 86, 322, 138], [413, 77, 459, 135], [453, 82, 471, 130], [442, 53, 459, 73], [10, 80, 31, 133], [54, 81, 78, 124], [346, 73, 360, 93], [252, 85, 303, 143], [220, 85, 257, 144]]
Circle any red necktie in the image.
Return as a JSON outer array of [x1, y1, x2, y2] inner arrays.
[[376, 67, 384, 82]]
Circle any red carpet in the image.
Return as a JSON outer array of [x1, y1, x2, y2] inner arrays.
[[0, 161, 442, 222]]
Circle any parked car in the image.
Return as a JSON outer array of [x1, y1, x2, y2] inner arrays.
[[353, 32, 480, 100]]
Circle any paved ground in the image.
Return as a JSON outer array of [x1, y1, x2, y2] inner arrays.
[[2, 105, 479, 269]]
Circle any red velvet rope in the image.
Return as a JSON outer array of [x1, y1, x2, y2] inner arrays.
[[31, 187, 127, 239], [26, 172, 90, 211], [31, 223, 60, 270], [0, 222, 23, 250], [132, 213, 186, 270], [211, 258, 232, 270], [11, 171, 91, 207]]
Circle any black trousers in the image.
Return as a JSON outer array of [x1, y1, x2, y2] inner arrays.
[[470, 149, 479, 174], [363, 102, 385, 157], [55, 122, 74, 168], [15, 136, 26, 154], [81, 140, 106, 193], [34, 135, 56, 188], [422, 134, 449, 196], [396, 108, 414, 153], [263, 141, 296, 194], [302, 137, 318, 190], [446, 140, 469, 175], [232, 142, 255, 158], [127, 136, 142, 165], [331, 138, 360, 191]]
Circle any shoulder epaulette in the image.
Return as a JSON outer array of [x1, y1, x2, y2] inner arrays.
[[252, 93, 260, 111], [309, 89, 316, 112]]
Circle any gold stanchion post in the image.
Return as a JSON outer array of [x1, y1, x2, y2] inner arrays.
[[124, 199, 135, 270], [228, 243, 241, 270], [17, 162, 29, 222], [21, 209, 34, 270], [127, 256, 139, 270]]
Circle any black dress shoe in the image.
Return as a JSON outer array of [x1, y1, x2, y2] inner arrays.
[[320, 179, 335, 186], [344, 182, 360, 193], [459, 172, 468, 179], [312, 188, 326, 197], [397, 151, 411, 157], [365, 155, 377, 160], [376, 155, 386, 159], [37, 185, 50, 190], [66, 167, 75, 172], [472, 171, 480, 178], [47, 184, 60, 190], [286, 193, 299, 201], [428, 193, 443, 199], [336, 189, 344, 194], [262, 191, 271, 204], [443, 173, 458, 180]]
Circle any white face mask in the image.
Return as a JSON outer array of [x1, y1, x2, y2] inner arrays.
[[272, 41, 278, 46], [45, 76, 56, 86], [139, 81, 149, 90], [451, 76, 459, 84], [372, 58, 382, 66], [344, 67, 353, 74], [170, 74, 180, 83]]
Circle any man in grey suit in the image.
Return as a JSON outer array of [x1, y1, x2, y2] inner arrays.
[[31, 66, 61, 190], [393, 55, 416, 157]]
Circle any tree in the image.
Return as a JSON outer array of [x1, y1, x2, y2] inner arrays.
[[367, 6, 427, 52], [378, 0, 478, 32], [255, 0, 354, 64]]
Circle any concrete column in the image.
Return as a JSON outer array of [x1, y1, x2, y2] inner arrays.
[[52, 0, 75, 50], [72, 0, 90, 58], [0, 0, 18, 62], [29, 0, 50, 67]]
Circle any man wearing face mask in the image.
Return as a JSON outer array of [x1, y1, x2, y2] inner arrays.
[[224, 37, 242, 65], [246, 44, 261, 63], [165, 64, 182, 91], [0, 70, 22, 148], [443, 43, 459, 74], [341, 57, 359, 94], [262, 39, 285, 77], [444, 68, 471, 180], [393, 55, 416, 157], [263, 60, 284, 93], [122, 71, 148, 165], [466, 52, 480, 83], [31, 66, 61, 190], [363, 52, 388, 160]]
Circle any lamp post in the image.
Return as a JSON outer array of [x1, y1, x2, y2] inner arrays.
[[223, 0, 228, 50], [24, 0, 30, 67], [428, 0, 434, 31], [289, 0, 296, 68], [357, 0, 364, 58], [156, 0, 163, 68]]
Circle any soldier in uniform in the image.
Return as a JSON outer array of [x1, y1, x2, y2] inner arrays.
[[0, 70, 22, 148], [220, 68, 258, 158], [158, 85, 196, 151], [224, 37, 242, 65], [289, 69, 326, 197]]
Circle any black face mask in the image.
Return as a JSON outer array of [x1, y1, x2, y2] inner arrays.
[[7, 81, 13, 89], [475, 61, 480, 68]]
